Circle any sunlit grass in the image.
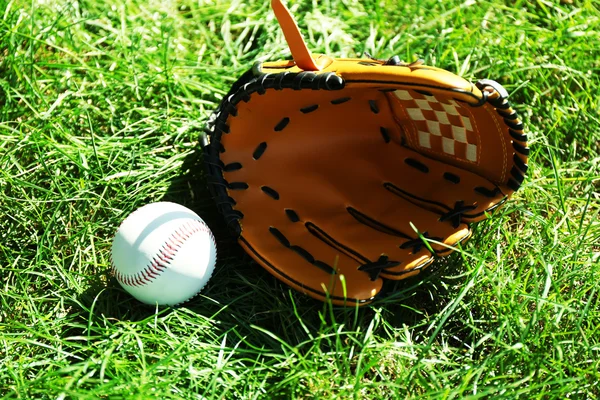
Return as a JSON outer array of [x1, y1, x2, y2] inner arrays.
[[1, 0, 599, 397]]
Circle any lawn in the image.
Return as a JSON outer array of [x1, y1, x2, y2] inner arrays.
[[1, 0, 599, 398]]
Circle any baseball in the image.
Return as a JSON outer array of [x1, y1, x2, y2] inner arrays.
[[111, 202, 217, 306]]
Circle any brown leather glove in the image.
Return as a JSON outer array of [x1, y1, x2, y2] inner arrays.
[[203, 0, 529, 306]]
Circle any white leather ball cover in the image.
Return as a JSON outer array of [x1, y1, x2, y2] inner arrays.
[[111, 202, 217, 305]]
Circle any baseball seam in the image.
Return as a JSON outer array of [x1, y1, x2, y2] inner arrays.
[[111, 219, 216, 288]]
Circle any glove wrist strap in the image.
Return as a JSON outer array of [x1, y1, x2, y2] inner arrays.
[[271, 0, 323, 71]]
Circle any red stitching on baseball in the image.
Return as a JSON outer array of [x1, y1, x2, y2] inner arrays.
[[113, 219, 215, 288]]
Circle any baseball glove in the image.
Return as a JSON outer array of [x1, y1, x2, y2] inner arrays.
[[203, 0, 528, 306]]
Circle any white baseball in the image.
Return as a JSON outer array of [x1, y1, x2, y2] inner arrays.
[[111, 202, 217, 306]]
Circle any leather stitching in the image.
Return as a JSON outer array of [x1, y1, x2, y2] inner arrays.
[[111, 219, 216, 288]]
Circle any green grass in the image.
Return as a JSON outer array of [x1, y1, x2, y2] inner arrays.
[[1, 0, 599, 397]]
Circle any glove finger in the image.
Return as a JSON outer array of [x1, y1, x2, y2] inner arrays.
[[304, 207, 436, 280], [377, 146, 506, 224], [305, 183, 471, 280], [238, 197, 383, 305]]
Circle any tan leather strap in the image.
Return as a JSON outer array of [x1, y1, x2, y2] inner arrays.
[[271, 0, 321, 71]]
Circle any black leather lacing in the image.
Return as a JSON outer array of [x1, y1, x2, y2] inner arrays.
[[399, 232, 443, 254], [268, 227, 336, 274], [439, 201, 478, 228], [204, 68, 345, 235], [357, 255, 401, 281], [475, 80, 529, 192]]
